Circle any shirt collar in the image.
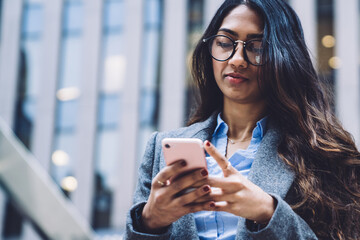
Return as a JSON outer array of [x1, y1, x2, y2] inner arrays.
[[213, 113, 268, 138], [212, 113, 228, 137], [254, 116, 268, 138]]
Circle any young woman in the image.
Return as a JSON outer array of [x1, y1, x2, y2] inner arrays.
[[125, 0, 360, 239]]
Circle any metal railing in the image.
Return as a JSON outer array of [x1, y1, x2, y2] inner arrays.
[[0, 118, 94, 240]]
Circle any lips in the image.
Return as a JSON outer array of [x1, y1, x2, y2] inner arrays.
[[224, 72, 249, 84]]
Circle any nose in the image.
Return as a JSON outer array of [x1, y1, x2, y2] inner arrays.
[[228, 43, 248, 69]]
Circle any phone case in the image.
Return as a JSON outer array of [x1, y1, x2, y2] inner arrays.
[[161, 138, 207, 170]]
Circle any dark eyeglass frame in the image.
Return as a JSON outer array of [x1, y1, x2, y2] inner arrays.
[[202, 34, 265, 66]]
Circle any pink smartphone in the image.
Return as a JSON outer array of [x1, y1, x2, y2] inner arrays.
[[162, 138, 207, 171]]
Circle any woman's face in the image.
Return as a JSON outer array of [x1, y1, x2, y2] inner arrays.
[[212, 4, 264, 106]]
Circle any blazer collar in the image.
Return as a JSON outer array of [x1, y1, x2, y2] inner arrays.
[[190, 113, 218, 142]]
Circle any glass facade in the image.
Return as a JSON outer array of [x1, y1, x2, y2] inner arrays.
[[317, 0, 335, 108], [51, 0, 83, 195], [317, 0, 335, 74], [0, 0, 2, 42], [185, 0, 204, 121], [3, 1, 44, 238], [92, 0, 125, 229], [137, 0, 163, 164], [15, 0, 43, 150]]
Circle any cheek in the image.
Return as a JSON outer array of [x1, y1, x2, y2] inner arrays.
[[212, 59, 225, 80]]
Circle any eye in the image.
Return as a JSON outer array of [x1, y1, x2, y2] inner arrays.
[[246, 40, 263, 53], [217, 41, 232, 48], [214, 36, 233, 50]]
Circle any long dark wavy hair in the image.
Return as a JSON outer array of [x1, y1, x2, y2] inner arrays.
[[189, 0, 360, 239]]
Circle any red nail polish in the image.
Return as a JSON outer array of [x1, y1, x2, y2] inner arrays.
[[181, 160, 187, 167], [201, 169, 208, 176], [209, 202, 215, 208], [206, 141, 211, 147], [203, 186, 210, 192]]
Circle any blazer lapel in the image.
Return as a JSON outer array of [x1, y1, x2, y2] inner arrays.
[[248, 124, 295, 198], [235, 125, 295, 239]]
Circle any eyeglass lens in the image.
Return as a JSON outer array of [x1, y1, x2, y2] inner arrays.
[[209, 35, 264, 65]]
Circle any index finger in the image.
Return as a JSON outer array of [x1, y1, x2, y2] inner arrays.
[[204, 140, 237, 177], [152, 160, 187, 189]]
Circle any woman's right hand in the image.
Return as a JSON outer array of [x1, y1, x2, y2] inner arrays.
[[141, 160, 213, 231]]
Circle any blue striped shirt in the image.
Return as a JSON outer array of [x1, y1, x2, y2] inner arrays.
[[194, 113, 267, 240]]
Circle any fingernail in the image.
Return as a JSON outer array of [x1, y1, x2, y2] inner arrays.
[[202, 186, 210, 192], [180, 160, 187, 167], [205, 141, 211, 147], [209, 202, 215, 208], [201, 169, 208, 176]]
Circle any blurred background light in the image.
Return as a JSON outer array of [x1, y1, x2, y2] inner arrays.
[[321, 35, 335, 48], [103, 55, 126, 93], [61, 176, 78, 192], [56, 87, 81, 101], [52, 150, 70, 166], [329, 56, 342, 69]]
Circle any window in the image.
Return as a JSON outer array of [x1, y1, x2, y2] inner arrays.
[[185, 0, 204, 122], [51, 0, 83, 196], [317, 0, 335, 109], [137, 0, 163, 164], [6, 1, 44, 237], [92, 0, 125, 229]]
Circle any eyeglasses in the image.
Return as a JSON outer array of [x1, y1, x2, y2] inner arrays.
[[203, 35, 265, 66]]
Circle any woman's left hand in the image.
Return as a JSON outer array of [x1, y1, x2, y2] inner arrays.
[[201, 140, 276, 224]]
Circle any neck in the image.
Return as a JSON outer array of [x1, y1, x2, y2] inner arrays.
[[222, 99, 266, 140]]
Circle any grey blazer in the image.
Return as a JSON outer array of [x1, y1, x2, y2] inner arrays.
[[124, 114, 318, 240]]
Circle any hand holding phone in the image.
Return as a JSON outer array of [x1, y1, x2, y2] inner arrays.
[[162, 138, 208, 195], [142, 139, 211, 231]]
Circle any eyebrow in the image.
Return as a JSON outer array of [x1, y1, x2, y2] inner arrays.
[[218, 28, 263, 39]]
